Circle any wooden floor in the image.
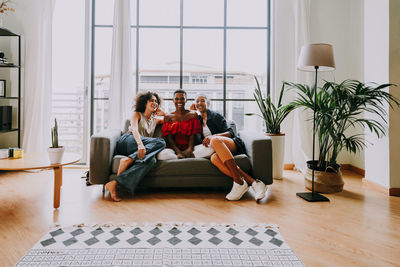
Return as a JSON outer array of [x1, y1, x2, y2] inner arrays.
[[0, 168, 399, 267]]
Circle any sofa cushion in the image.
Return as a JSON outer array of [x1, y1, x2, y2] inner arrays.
[[111, 154, 251, 176]]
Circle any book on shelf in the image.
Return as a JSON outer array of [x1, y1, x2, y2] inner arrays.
[[0, 62, 15, 66]]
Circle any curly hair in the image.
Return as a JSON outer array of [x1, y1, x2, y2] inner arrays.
[[134, 91, 162, 112]]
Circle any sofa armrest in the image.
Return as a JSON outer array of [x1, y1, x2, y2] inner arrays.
[[89, 129, 122, 185], [239, 131, 273, 185]]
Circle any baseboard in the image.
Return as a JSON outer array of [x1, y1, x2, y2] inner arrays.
[[284, 164, 295, 170], [284, 163, 365, 176], [363, 179, 400, 196], [341, 164, 365, 177], [341, 164, 351, 170], [389, 188, 400, 197]]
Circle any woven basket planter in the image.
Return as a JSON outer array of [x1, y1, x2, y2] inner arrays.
[[304, 167, 344, 193]]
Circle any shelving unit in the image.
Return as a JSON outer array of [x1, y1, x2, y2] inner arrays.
[[0, 27, 21, 147]]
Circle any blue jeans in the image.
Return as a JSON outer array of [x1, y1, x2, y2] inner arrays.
[[115, 134, 166, 195]]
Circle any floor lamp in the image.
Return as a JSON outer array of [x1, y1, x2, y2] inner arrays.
[[296, 43, 335, 202]]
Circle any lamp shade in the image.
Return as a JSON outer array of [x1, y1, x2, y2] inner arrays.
[[297, 43, 335, 72]]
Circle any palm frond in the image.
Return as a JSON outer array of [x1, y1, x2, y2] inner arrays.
[[288, 79, 400, 168]]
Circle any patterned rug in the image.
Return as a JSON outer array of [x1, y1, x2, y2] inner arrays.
[[17, 223, 304, 266]]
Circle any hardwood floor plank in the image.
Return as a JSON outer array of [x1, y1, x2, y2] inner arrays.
[[0, 169, 399, 266]]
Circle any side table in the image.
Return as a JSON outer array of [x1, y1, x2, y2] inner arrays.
[[0, 152, 80, 209]]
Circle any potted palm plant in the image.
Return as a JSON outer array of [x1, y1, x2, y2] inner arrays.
[[286, 79, 400, 193], [47, 118, 65, 164], [246, 77, 295, 179]]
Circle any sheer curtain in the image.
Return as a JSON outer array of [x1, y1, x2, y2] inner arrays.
[[22, 0, 56, 152], [290, 0, 314, 172], [108, 0, 134, 130], [274, 0, 313, 172]]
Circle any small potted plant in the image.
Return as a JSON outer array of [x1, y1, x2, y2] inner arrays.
[[47, 118, 65, 164], [246, 76, 295, 179], [286, 79, 400, 193]]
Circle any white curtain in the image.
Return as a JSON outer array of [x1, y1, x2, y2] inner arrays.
[[275, 0, 312, 172], [108, 0, 134, 130], [290, 0, 314, 172], [22, 0, 56, 152]]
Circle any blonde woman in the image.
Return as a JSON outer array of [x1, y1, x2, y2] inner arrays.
[[193, 94, 267, 201]]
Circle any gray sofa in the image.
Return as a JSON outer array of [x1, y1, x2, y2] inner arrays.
[[89, 121, 273, 190]]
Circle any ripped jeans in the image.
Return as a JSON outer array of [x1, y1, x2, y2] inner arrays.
[[115, 134, 166, 195]]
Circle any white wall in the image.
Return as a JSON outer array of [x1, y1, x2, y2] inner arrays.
[[274, 0, 399, 189], [0, 1, 26, 148], [274, 0, 365, 168], [389, 0, 400, 189], [363, 0, 400, 190], [1, 0, 40, 148], [1, 0, 54, 151], [1, 0, 32, 38], [345, 0, 365, 169], [364, 0, 390, 187], [309, 0, 365, 167], [272, 0, 297, 165]]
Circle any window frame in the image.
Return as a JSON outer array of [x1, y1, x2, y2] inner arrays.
[[90, 0, 271, 136]]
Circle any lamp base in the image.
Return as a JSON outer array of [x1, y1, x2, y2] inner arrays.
[[296, 192, 329, 202]]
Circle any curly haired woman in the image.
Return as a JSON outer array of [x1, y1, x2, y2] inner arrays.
[[105, 91, 166, 201], [193, 94, 267, 201]]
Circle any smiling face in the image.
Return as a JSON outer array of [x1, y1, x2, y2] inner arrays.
[[174, 92, 187, 111], [195, 95, 208, 113], [145, 95, 158, 113]]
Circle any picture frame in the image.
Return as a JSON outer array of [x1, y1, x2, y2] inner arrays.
[[0, 80, 5, 97]]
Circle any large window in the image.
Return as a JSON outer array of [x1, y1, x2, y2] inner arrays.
[[52, 0, 270, 163], [92, 0, 270, 134], [52, 0, 87, 161]]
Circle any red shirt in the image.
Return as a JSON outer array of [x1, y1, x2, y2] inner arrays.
[[161, 117, 201, 150]]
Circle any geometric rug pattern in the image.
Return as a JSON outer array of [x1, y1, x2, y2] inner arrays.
[[17, 224, 304, 266]]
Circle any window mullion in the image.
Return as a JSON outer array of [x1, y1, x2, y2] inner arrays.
[[136, 1, 140, 93], [180, 0, 183, 89], [223, 0, 227, 117], [267, 0, 271, 96], [90, 0, 95, 136]]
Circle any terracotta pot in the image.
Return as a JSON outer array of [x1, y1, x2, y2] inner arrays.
[[304, 167, 344, 193], [266, 132, 285, 180]]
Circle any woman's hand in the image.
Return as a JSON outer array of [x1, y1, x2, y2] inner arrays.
[[184, 148, 195, 158], [155, 115, 164, 125], [189, 103, 197, 111], [202, 136, 212, 147], [173, 147, 185, 159], [155, 108, 166, 116], [138, 144, 146, 159]]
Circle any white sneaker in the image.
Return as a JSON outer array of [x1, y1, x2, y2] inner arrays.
[[226, 178, 249, 201], [252, 180, 267, 201]]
